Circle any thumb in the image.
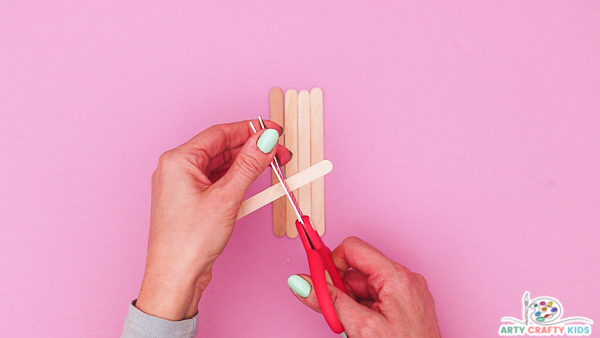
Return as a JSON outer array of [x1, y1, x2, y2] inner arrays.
[[215, 128, 280, 198], [287, 274, 381, 335]]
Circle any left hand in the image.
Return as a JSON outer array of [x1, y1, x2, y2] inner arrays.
[[136, 120, 290, 320]]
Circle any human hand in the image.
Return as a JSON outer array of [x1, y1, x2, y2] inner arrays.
[[287, 237, 441, 337], [136, 120, 291, 321]]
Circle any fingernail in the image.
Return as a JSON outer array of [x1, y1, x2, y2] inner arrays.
[[341, 333, 348, 338], [257, 129, 279, 153], [287, 275, 311, 298]]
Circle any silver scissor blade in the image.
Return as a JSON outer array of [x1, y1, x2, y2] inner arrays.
[[248, 120, 304, 225], [270, 161, 304, 224]]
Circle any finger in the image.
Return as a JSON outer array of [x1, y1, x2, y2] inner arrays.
[[331, 237, 409, 317], [286, 274, 333, 314], [181, 119, 283, 173], [287, 274, 386, 335], [331, 237, 399, 279], [207, 144, 291, 174], [207, 142, 292, 184], [211, 128, 281, 200], [344, 269, 372, 301], [206, 145, 243, 173], [207, 144, 291, 184], [273, 144, 293, 167]]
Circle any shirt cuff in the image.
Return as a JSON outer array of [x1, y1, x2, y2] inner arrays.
[[121, 300, 199, 338]]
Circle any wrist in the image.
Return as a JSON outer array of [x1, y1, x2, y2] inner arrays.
[[136, 271, 201, 321]]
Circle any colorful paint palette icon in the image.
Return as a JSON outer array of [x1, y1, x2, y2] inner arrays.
[[530, 297, 561, 324]]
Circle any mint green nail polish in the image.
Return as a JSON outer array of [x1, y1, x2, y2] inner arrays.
[[287, 275, 311, 298], [257, 129, 279, 153], [341, 332, 348, 338]]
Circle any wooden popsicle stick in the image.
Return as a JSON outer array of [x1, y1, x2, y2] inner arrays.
[[269, 87, 286, 237], [284, 89, 300, 238], [310, 87, 326, 235], [297, 90, 312, 220], [237, 160, 333, 220]]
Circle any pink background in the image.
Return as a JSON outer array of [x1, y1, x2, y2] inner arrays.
[[1, 1, 599, 337]]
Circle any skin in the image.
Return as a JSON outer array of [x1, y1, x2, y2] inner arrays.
[[135, 120, 441, 337], [292, 237, 442, 338]]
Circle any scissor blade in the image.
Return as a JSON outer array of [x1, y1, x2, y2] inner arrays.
[[249, 120, 304, 224], [270, 156, 304, 224]]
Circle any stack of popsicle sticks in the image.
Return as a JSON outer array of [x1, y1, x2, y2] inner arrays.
[[269, 88, 286, 237], [270, 87, 325, 238]]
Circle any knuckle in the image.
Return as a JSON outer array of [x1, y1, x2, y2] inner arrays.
[[394, 262, 412, 277], [154, 148, 198, 184], [157, 149, 179, 167], [153, 151, 176, 182], [158, 148, 191, 169], [391, 267, 427, 294], [342, 236, 362, 246], [413, 272, 429, 289], [379, 264, 414, 290], [378, 283, 398, 300]]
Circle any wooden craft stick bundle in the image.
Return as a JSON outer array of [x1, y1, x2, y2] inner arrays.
[[270, 87, 326, 238], [269, 88, 286, 237], [297, 90, 312, 224], [284, 89, 299, 237]]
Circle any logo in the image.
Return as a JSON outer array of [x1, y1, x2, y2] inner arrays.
[[499, 292, 593, 336]]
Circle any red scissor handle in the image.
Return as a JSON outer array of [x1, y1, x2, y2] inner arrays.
[[296, 216, 348, 334]]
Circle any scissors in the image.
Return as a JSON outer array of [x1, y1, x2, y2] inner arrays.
[[250, 117, 348, 334]]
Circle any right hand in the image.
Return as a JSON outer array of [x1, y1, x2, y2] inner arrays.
[[288, 237, 441, 338]]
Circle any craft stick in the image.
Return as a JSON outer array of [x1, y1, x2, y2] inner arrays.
[[297, 90, 312, 220], [284, 89, 299, 238], [237, 160, 333, 220], [310, 87, 325, 235], [269, 88, 286, 237]]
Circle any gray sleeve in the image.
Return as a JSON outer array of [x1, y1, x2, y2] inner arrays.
[[121, 300, 199, 338]]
